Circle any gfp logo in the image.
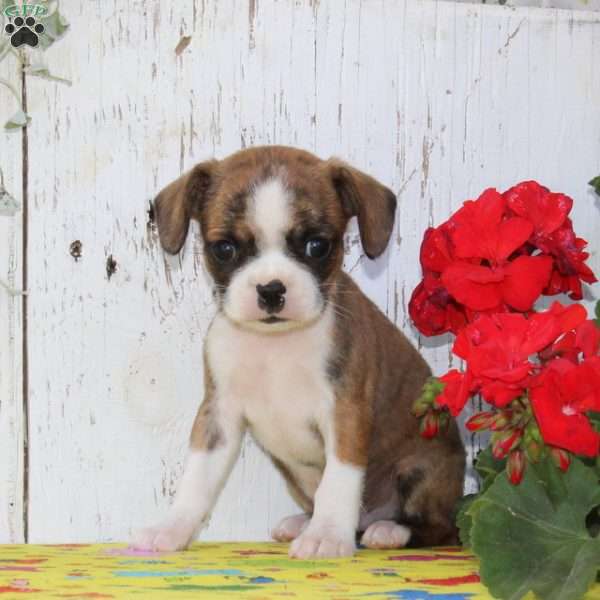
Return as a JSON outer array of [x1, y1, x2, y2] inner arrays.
[[3, 4, 47, 48]]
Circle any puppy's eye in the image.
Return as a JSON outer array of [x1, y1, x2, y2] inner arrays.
[[211, 240, 237, 263], [304, 237, 331, 259]]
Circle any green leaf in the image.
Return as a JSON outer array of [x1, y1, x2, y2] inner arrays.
[[4, 108, 30, 130], [25, 63, 71, 85], [590, 176, 600, 197], [474, 446, 506, 485], [456, 494, 477, 547], [0, 189, 20, 216], [0, 37, 8, 61], [594, 300, 600, 328], [36, 3, 70, 50], [470, 457, 600, 600], [589, 411, 600, 434]]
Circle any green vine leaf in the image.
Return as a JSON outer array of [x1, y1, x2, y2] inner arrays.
[[36, 2, 70, 50], [469, 457, 600, 600], [0, 37, 8, 61], [25, 63, 71, 85], [590, 176, 600, 197], [4, 108, 30, 130]]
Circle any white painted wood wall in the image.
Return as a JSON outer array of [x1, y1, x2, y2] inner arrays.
[[0, 0, 599, 544]]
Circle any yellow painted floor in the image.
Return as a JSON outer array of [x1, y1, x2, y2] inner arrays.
[[0, 542, 598, 599]]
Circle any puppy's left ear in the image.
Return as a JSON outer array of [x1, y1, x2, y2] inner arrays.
[[327, 160, 397, 259], [154, 160, 218, 254]]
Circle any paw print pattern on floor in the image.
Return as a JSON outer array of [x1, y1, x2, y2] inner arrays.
[[4, 16, 45, 48]]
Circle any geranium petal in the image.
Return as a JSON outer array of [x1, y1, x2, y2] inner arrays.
[[451, 190, 506, 261], [531, 369, 600, 457], [495, 217, 533, 261], [501, 255, 553, 312], [480, 380, 524, 407], [442, 263, 503, 311], [505, 181, 572, 236], [436, 369, 474, 416], [420, 226, 454, 273], [576, 320, 600, 358]]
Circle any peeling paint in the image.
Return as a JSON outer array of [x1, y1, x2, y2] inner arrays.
[[69, 240, 82, 261], [175, 35, 192, 56], [106, 255, 118, 280]]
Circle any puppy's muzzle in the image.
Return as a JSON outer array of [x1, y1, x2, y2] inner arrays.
[[256, 279, 286, 314]]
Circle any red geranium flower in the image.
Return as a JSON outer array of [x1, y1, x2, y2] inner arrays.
[[504, 181, 572, 239], [435, 369, 473, 416], [541, 220, 597, 300], [409, 181, 597, 338], [408, 274, 468, 336], [540, 319, 600, 364], [420, 225, 455, 273], [441, 189, 553, 312], [530, 359, 600, 457], [450, 304, 587, 407]]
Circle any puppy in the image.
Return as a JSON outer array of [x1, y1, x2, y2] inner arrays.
[[134, 146, 465, 559]]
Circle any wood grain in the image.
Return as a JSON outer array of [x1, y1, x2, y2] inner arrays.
[[2, 0, 599, 542], [0, 57, 24, 543]]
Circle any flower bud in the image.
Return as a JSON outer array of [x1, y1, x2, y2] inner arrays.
[[412, 395, 431, 418], [466, 411, 496, 432], [419, 411, 440, 439], [427, 377, 445, 395], [550, 447, 571, 472], [492, 428, 523, 460], [438, 410, 451, 434], [525, 439, 543, 463], [490, 411, 513, 432], [507, 449, 526, 485]]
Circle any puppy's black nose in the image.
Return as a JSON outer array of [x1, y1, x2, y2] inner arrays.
[[256, 279, 286, 314]]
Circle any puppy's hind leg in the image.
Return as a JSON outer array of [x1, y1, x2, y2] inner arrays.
[[272, 514, 310, 542], [361, 520, 411, 549], [394, 445, 465, 548], [132, 397, 244, 552]]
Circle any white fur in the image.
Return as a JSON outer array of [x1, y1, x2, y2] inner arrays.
[[290, 456, 364, 558], [250, 177, 291, 249], [133, 416, 243, 552], [360, 521, 411, 549], [208, 308, 334, 493], [272, 513, 310, 542], [222, 176, 324, 330], [135, 304, 367, 558]]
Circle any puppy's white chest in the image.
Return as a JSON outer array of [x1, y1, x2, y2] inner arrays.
[[206, 312, 335, 466]]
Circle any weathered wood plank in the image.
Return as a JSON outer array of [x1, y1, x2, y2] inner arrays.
[[22, 0, 600, 542], [0, 58, 24, 543]]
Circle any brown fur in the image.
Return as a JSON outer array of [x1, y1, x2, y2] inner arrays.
[[189, 354, 223, 451], [327, 273, 465, 545]]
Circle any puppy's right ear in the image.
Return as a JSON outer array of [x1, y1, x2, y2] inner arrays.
[[154, 160, 218, 254]]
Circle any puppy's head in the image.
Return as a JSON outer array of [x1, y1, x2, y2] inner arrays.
[[154, 146, 396, 333]]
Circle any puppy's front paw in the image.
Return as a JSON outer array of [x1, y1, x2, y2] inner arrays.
[[131, 518, 197, 552], [289, 524, 355, 559]]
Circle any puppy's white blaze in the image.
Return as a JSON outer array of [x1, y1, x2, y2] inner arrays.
[[250, 177, 292, 249], [223, 177, 323, 327]]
